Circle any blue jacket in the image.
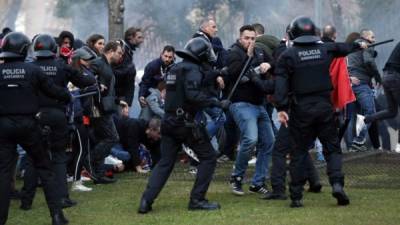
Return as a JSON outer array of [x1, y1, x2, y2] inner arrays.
[[139, 57, 174, 98]]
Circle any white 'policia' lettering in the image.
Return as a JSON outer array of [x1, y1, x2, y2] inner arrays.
[[298, 49, 321, 61], [2, 68, 26, 79], [40, 66, 57, 76]]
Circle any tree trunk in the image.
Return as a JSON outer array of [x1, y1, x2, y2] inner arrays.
[[108, 0, 124, 40]]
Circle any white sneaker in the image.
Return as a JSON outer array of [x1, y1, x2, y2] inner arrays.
[[67, 175, 74, 183], [248, 157, 257, 166], [81, 175, 91, 182], [71, 181, 92, 192], [395, 143, 400, 153]]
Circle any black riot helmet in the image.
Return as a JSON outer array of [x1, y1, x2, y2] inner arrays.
[[288, 16, 320, 43], [33, 34, 57, 57], [0, 32, 31, 59], [176, 37, 216, 63]]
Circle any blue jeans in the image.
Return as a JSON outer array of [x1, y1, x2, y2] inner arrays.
[[204, 107, 226, 138], [230, 102, 275, 186], [110, 144, 131, 162], [352, 84, 376, 143]]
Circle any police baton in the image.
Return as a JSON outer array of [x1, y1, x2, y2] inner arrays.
[[226, 56, 253, 101], [368, 39, 394, 48], [72, 91, 98, 99]]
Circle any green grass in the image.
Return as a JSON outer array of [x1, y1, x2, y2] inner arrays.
[[7, 171, 400, 225]]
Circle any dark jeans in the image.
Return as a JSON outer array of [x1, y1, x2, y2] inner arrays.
[[91, 115, 119, 178], [0, 116, 61, 225], [270, 125, 320, 194], [142, 116, 217, 203], [288, 100, 344, 201], [366, 70, 400, 122]]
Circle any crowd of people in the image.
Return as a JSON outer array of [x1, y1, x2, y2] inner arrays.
[[0, 14, 399, 225]]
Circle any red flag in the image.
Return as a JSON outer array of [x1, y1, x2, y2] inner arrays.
[[330, 57, 356, 110]]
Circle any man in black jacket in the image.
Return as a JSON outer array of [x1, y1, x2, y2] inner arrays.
[[274, 16, 367, 207], [226, 25, 275, 196], [90, 41, 123, 184], [114, 103, 161, 172], [20, 34, 96, 210], [138, 37, 230, 213], [113, 27, 144, 106], [138, 45, 175, 106], [0, 32, 71, 225]]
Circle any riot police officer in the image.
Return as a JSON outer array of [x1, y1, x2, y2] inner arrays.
[[20, 34, 96, 210], [0, 32, 72, 225], [138, 37, 230, 213], [274, 16, 367, 207]]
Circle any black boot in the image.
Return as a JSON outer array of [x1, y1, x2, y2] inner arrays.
[[52, 211, 69, 225], [332, 183, 350, 206], [93, 176, 117, 184], [20, 201, 32, 211], [260, 192, 287, 200], [188, 199, 220, 211], [60, 198, 77, 208], [138, 197, 153, 214], [308, 183, 322, 193], [290, 199, 304, 208]]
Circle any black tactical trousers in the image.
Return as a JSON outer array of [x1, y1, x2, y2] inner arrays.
[[142, 117, 217, 203], [0, 116, 61, 225], [288, 100, 344, 200], [91, 115, 119, 177], [270, 125, 320, 194], [20, 108, 70, 206]]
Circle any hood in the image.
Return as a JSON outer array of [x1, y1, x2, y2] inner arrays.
[[148, 88, 161, 97]]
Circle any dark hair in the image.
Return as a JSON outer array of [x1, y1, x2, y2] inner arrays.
[[148, 118, 161, 131], [58, 30, 74, 47], [252, 23, 265, 35], [345, 32, 361, 43], [2, 27, 12, 35], [239, 25, 255, 35], [86, 34, 105, 55], [162, 45, 175, 53], [124, 27, 142, 41], [103, 41, 121, 53]]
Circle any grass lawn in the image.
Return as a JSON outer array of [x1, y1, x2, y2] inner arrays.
[[7, 169, 400, 225]]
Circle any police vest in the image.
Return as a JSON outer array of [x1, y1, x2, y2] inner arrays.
[[33, 59, 69, 109], [290, 45, 332, 95], [164, 63, 185, 115], [0, 62, 39, 115]]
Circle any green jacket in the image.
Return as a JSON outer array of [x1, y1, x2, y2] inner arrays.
[[255, 34, 280, 58]]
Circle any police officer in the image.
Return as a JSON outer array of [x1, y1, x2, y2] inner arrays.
[[274, 16, 367, 207], [0, 32, 72, 225], [138, 37, 230, 213], [20, 34, 96, 210]]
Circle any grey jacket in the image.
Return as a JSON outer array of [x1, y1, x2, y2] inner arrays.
[[347, 39, 381, 84], [139, 88, 165, 121]]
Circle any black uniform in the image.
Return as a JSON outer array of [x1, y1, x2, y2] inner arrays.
[[365, 42, 400, 123], [139, 37, 224, 213], [0, 59, 71, 224], [274, 38, 361, 204], [262, 41, 321, 200], [20, 58, 96, 208]]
